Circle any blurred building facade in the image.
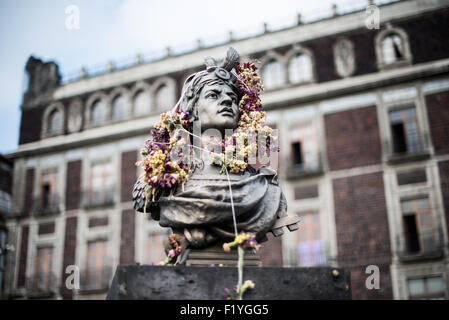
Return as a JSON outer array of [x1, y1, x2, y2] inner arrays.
[[0, 155, 13, 298], [3, 0, 449, 299]]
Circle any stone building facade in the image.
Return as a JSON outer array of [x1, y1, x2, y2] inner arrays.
[[3, 0, 449, 299], [0, 155, 13, 298]]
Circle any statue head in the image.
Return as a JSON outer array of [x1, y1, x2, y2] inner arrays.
[[172, 49, 241, 133]]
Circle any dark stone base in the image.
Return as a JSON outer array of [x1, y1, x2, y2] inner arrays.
[[106, 265, 351, 300]]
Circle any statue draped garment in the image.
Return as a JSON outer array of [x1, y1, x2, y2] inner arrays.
[[134, 166, 287, 248]]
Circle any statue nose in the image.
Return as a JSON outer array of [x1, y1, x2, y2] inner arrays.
[[220, 96, 232, 107]]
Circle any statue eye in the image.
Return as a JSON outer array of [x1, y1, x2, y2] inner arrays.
[[207, 92, 218, 99]]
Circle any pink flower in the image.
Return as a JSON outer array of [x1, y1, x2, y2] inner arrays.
[[168, 249, 176, 258]]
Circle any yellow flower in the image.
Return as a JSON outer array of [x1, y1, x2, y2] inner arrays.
[[223, 243, 231, 252], [243, 280, 255, 290]]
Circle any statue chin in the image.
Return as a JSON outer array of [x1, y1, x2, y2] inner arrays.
[[200, 116, 238, 133]]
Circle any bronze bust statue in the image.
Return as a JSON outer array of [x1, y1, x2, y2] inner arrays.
[[133, 48, 299, 254]]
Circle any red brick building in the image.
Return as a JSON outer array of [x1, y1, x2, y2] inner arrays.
[[3, 0, 449, 299]]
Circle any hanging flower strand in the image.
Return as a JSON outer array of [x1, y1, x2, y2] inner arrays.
[[223, 232, 260, 300]]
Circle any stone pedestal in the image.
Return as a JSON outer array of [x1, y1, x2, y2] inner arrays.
[[106, 265, 351, 300], [185, 244, 262, 266]]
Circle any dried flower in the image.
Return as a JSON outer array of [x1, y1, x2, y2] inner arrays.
[[163, 234, 185, 265], [223, 232, 261, 252]]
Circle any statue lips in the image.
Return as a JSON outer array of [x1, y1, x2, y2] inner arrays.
[[217, 106, 235, 118]]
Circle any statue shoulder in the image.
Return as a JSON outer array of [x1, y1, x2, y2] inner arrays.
[[248, 165, 280, 185]]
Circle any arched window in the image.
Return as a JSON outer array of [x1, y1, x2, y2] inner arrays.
[[111, 94, 128, 121], [381, 34, 405, 65], [134, 89, 151, 116], [261, 59, 285, 90], [90, 99, 107, 125], [48, 109, 63, 134], [155, 84, 174, 111], [375, 26, 411, 70], [288, 53, 313, 84]]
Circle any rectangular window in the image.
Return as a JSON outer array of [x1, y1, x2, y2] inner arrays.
[[294, 212, 325, 266], [145, 233, 166, 265], [85, 240, 110, 290], [408, 276, 446, 300], [401, 197, 436, 254], [291, 142, 303, 171], [89, 161, 113, 205], [389, 106, 421, 154], [35, 247, 53, 292], [290, 123, 318, 173], [0, 190, 11, 214], [41, 169, 58, 210]]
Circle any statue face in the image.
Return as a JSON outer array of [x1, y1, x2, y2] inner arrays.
[[196, 82, 239, 132]]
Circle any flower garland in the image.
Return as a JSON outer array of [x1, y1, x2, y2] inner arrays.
[[211, 62, 279, 174], [136, 61, 279, 207], [136, 111, 192, 211]]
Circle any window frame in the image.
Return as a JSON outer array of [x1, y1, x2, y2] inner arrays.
[[109, 87, 130, 122], [292, 211, 326, 267], [34, 245, 54, 292], [39, 167, 59, 212], [85, 92, 110, 128], [130, 81, 153, 116], [152, 76, 177, 112], [144, 231, 167, 265], [375, 25, 412, 70], [260, 51, 286, 91], [286, 118, 320, 176], [87, 159, 114, 207], [400, 196, 437, 255], [407, 275, 447, 300], [377, 86, 431, 162], [84, 238, 111, 290], [41, 102, 65, 138], [285, 45, 316, 85], [388, 105, 423, 156]]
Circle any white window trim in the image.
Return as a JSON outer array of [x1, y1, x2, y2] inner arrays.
[[75, 206, 121, 297], [109, 86, 131, 123], [85, 91, 110, 129], [285, 44, 316, 85], [397, 264, 448, 300], [135, 219, 169, 265], [41, 102, 65, 138], [25, 218, 63, 297], [130, 81, 152, 116], [377, 84, 431, 161], [375, 24, 412, 71], [259, 50, 286, 91], [384, 160, 448, 299], [151, 76, 177, 112]]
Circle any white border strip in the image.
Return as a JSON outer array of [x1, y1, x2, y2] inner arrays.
[[319, 93, 377, 115]]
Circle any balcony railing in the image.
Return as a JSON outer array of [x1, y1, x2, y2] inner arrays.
[[396, 228, 446, 263], [25, 272, 58, 298], [384, 134, 431, 164], [31, 194, 61, 216], [79, 266, 113, 293], [82, 187, 115, 209], [61, 0, 399, 84], [285, 152, 323, 179]]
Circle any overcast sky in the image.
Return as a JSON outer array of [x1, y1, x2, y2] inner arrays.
[[0, 0, 372, 154]]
